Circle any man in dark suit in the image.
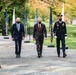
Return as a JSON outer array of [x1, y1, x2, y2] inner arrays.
[[33, 17, 47, 58], [54, 14, 67, 58], [11, 18, 25, 58]]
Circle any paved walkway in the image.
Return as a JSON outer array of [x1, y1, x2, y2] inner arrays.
[[0, 36, 76, 75]]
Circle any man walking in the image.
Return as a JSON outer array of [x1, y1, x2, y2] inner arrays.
[[33, 17, 47, 58], [54, 14, 67, 58], [11, 18, 25, 58]]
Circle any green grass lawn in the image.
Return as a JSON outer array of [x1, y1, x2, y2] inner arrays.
[[64, 25, 76, 49], [29, 19, 76, 49]]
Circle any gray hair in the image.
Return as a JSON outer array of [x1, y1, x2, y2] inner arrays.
[[16, 17, 20, 21], [38, 17, 42, 21]]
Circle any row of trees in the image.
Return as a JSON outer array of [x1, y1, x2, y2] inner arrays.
[[0, 0, 28, 29], [30, 0, 76, 22], [0, 0, 76, 29]]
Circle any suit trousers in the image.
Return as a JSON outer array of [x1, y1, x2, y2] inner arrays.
[[36, 37, 43, 55], [56, 38, 65, 56], [15, 39, 22, 55]]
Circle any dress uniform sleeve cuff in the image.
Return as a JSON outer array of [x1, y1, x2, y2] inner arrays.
[[65, 34, 67, 36]]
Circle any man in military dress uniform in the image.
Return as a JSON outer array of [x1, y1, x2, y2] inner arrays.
[[54, 14, 67, 58]]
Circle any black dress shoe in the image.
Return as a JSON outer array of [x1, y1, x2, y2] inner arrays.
[[16, 55, 18, 58], [40, 55, 43, 57], [65, 54, 67, 56], [38, 55, 41, 58], [58, 55, 60, 57], [63, 54, 67, 58], [63, 55, 65, 58], [18, 55, 21, 58]]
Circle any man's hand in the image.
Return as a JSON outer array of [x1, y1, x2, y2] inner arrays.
[[33, 38, 35, 41], [6, 34, 8, 36], [12, 38, 14, 41], [65, 34, 67, 39], [22, 37, 25, 40], [44, 37, 47, 40], [54, 36, 57, 38]]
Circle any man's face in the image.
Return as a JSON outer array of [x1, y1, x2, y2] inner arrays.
[[58, 16, 62, 21], [38, 20, 41, 23], [16, 18, 20, 23], [38, 19, 41, 24]]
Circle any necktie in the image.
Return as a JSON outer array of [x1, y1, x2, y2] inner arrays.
[[38, 24, 40, 31]]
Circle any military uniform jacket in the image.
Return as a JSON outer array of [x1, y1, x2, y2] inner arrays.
[[54, 21, 67, 39]]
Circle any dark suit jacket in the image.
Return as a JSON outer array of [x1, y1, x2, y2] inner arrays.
[[54, 21, 67, 39], [11, 23, 25, 41], [33, 23, 47, 40]]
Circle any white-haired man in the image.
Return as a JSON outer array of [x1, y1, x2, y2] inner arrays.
[[33, 17, 47, 58], [11, 18, 25, 58]]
